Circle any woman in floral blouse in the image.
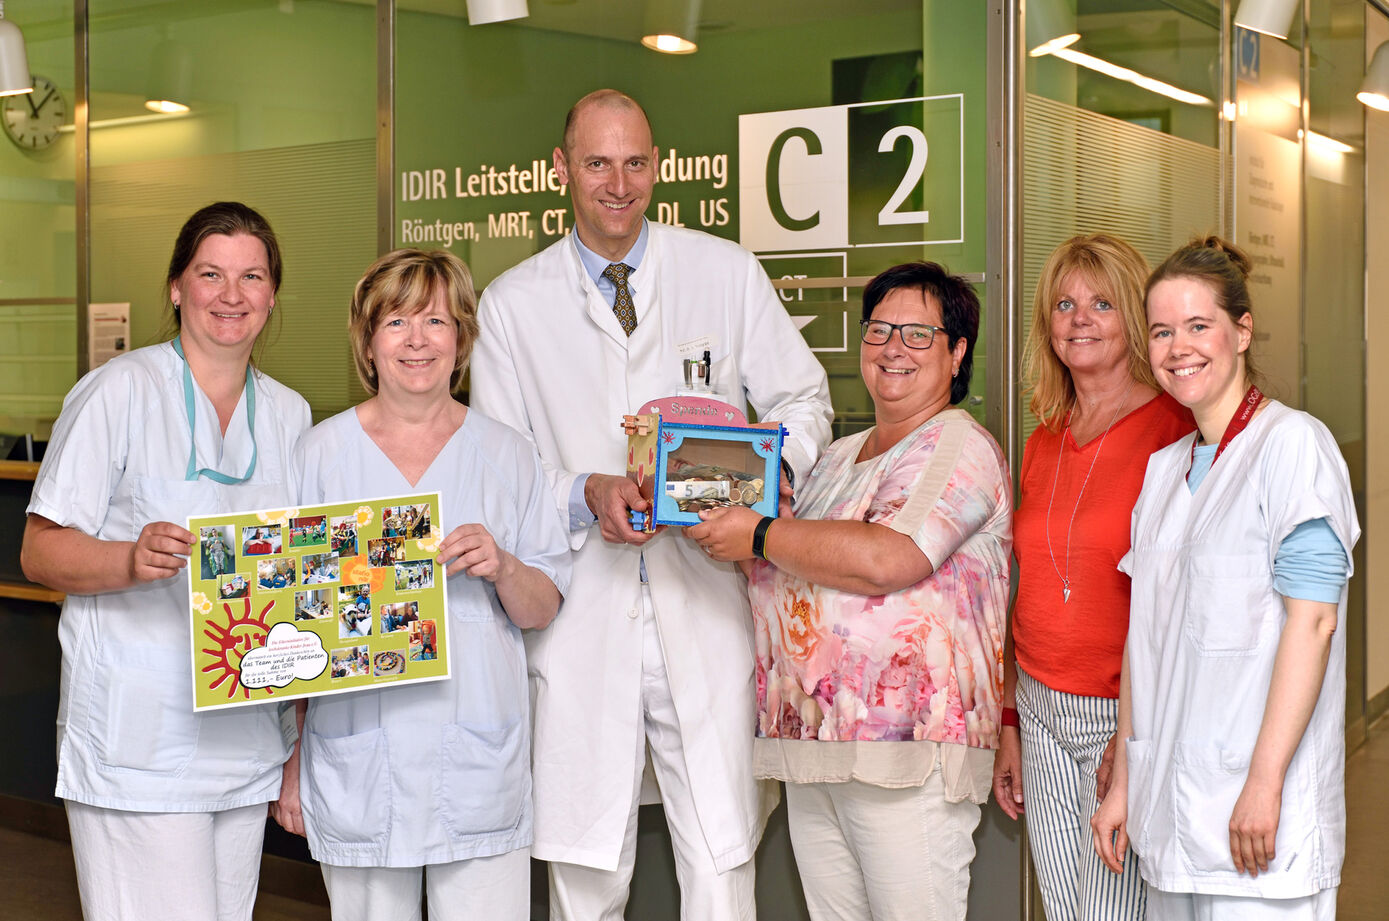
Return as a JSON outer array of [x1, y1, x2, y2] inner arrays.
[[689, 261, 1012, 921]]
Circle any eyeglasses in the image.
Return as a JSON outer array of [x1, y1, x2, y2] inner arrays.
[[859, 319, 946, 350]]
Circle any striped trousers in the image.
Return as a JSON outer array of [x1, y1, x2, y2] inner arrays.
[[1017, 667, 1147, 921]]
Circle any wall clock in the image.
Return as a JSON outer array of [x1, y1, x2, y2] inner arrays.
[[3, 75, 67, 150]]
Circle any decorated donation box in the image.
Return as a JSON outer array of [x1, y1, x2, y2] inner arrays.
[[187, 493, 449, 711], [623, 396, 786, 532]]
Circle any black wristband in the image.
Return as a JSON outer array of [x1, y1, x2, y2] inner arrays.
[[751, 516, 775, 561]]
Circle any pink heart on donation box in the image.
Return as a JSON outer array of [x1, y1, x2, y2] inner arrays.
[[639, 395, 747, 426]]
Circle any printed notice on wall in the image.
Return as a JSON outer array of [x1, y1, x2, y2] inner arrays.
[[1234, 28, 1302, 402], [187, 494, 449, 711], [87, 302, 129, 369]]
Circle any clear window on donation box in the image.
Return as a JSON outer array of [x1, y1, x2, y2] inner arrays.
[[665, 439, 767, 514]]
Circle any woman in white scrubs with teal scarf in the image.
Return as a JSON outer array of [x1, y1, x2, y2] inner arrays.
[[1091, 237, 1358, 921], [21, 202, 312, 920]]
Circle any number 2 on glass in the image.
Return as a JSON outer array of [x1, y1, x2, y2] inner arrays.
[[877, 125, 930, 226]]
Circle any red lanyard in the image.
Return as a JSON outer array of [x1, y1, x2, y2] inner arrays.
[[1188, 384, 1262, 482]]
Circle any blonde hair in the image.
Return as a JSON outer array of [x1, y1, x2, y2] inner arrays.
[[348, 249, 479, 396], [1024, 234, 1156, 430]]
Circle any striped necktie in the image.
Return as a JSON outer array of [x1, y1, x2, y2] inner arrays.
[[602, 262, 637, 336]]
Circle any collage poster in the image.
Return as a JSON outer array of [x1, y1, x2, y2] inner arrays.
[[188, 493, 449, 711]]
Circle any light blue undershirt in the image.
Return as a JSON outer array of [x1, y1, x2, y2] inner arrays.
[[566, 223, 651, 581], [572, 219, 649, 311], [1188, 443, 1347, 603]]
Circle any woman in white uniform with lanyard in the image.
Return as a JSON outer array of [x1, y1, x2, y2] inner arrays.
[[21, 202, 312, 920], [1090, 236, 1358, 921], [270, 249, 570, 921]]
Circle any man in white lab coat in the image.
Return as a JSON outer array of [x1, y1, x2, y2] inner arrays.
[[470, 89, 833, 920]]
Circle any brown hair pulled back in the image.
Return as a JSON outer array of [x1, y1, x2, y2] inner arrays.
[[159, 202, 283, 359], [1146, 235, 1259, 383], [165, 202, 283, 321]]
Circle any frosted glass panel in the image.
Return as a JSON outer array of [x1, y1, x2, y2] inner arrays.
[[1021, 93, 1221, 439], [87, 0, 376, 421], [89, 140, 375, 420]]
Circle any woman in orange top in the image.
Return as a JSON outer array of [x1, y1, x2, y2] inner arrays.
[[992, 235, 1193, 921]]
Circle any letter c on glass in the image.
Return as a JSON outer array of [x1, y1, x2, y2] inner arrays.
[[766, 127, 822, 232]]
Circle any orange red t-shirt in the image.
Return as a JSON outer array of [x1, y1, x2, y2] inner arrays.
[[1012, 391, 1194, 698]]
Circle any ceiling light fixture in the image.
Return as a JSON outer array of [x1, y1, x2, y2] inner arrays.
[[1047, 46, 1214, 107], [0, 1, 33, 97], [1233, 0, 1299, 41], [1030, 33, 1081, 57], [1027, 0, 1080, 57], [1358, 42, 1389, 112], [145, 35, 192, 114], [58, 110, 191, 133], [466, 0, 529, 25], [642, 0, 700, 55], [1299, 128, 1355, 154]]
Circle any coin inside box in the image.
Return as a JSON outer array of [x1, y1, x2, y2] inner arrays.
[[623, 413, 785, 531]]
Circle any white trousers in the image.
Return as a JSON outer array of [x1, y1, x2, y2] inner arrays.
[[1146, 887, 1337, 921], [784, 770, 981, 921], [320, 847, 531, 921], [65, 800, 267, 921], [548, 586, 755, 921], [1016, 668, 1147, 921]]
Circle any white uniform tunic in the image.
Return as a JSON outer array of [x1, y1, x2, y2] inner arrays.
[[472, 223, 833, 873], [28, 342, 311, 812], [292, 408, 571, 868], [1120, 402, 1358, 898]]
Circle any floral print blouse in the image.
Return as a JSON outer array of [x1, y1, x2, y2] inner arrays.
[[749, 410, 1011, 755]]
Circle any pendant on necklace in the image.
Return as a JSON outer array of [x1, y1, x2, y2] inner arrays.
[[1063, 586, 1071, 603]]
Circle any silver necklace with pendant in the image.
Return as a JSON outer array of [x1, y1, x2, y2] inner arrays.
[[1044, 381, 1133, 603]]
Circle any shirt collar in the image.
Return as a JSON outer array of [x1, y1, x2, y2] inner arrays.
[[571, 219, 649, 285]]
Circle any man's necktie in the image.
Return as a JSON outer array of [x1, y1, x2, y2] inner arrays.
[[602, 262, 637, 336]]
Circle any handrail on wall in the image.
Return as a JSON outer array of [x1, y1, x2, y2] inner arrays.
[[769, 273, 986, 290]]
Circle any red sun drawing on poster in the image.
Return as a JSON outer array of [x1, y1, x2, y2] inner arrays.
[[200, 597, 276, 700]]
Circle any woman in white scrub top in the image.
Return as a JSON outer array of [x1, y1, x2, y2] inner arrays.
[[1091, 237, 1358, 921], [21, 202, 312, 921], [270, 249, 569, 921]]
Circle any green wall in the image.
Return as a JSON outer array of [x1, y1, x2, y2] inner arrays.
[[396, 1, 990, 431]]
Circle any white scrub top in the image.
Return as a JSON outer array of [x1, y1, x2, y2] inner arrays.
[[292, 407, 570, 868], [28, 342, 311, 812], [1120, 401, 1359, 898]]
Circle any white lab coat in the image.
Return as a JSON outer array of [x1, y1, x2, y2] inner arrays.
[[1120, 402, 1358, 898], [471, 222, 833, 873]]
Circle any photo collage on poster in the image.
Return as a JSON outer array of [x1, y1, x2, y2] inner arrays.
[[188, 494, 448, 711]]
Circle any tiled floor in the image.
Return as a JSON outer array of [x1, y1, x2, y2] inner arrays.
[[1337, 715, 1389, 921], [1, 716, 1385, 920]]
